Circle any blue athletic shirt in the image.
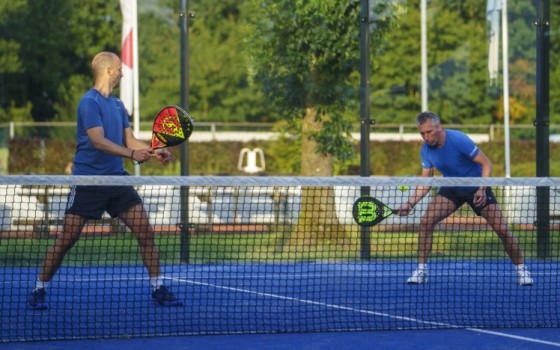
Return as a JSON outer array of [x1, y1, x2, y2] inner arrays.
[[73, 89, 130, 175], [420, 129, 481, 191]]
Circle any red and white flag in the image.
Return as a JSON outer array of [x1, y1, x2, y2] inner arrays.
[[120, 0, 136, 116]]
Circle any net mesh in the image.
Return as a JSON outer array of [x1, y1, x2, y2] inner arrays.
[[1, 175, 559, 342]]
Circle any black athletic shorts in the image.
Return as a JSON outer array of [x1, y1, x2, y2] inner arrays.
[[65, 185, 142, 220], [437, 186, 497, 216]]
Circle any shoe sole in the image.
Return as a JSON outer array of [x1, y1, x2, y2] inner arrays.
[[28, 303, 48, 310], [406, 280, 428, 284], [152, 299, 184, 307]]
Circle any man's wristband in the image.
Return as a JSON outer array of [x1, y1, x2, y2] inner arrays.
[[130, 150, 135, 160]]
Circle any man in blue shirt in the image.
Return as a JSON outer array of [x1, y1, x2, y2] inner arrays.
[[397, 111, 533, 286], [28, 51, 183, 309]]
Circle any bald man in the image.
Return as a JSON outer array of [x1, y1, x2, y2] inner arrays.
[[28, 52, 182, 309]]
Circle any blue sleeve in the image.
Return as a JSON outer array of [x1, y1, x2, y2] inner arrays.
[[454, 131, 480, 160], [78, 98, 103, 130], [420, 144, 432, 169], [117, 99, 131, 129]]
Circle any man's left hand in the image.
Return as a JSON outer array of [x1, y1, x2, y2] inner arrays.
[[154, 149, 172, 165], [473, 188, 487, 206]]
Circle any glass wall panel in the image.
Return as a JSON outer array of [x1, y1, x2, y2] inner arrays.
[[371, 1, 545, 176]]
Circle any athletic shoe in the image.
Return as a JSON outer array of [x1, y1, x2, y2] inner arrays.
[[407, 268, 428, 284], [151, 285, 184, 306], [27, 288, 48, 310], [517, 267, 534, 286]]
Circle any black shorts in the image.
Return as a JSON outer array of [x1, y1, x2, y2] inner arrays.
[[65, 185, 142, 220], [437, 186, 497, 216]]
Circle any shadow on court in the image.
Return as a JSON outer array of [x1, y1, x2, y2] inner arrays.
[[2, 328, 560, 350]]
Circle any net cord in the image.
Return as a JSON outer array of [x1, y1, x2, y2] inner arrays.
[[0, 175, 559, 187]]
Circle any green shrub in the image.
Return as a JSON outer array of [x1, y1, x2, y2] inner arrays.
[[8, 137, 560, 177]]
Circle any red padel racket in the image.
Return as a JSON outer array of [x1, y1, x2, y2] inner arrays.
[[150, 105, 194, 149]]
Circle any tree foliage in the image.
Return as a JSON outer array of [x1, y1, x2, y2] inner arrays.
[[0, 0, 557, 139], [246, 0, 397, 172], [138, 0, 273, 122], [0, 0, 121, 123]]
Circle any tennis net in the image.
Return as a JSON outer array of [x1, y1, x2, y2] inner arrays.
[[1, 175, 558, 342]]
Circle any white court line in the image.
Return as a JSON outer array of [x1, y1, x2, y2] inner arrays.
[[7, 273, 559, 346], [464, 328, 560, 347], [172, 276, 560, 348]]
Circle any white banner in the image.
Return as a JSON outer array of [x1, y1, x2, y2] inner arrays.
[[486, 0, 502, 84], [120, 0, 136, 116]]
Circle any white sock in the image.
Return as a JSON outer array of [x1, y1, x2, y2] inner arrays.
[[150, 277, 164, 290], [418, 264, 428, 270], [35, 280, 48, 290], [516, 264, 526, 271]]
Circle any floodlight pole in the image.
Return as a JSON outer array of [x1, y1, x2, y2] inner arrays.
[[359, 0, 371, 261], [179, 0, 191, 263], [420, 0, 428, 111], [535, 0, 550, 259]]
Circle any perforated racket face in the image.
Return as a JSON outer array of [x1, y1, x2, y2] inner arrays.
[[352, 196, 395, 227], [151, 105, 193, 149]]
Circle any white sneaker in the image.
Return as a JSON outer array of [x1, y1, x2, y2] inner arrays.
[[407, 268, 428, 284], [517, 267, 534, 286]]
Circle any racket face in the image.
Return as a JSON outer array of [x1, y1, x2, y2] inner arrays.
[[352, 196, 394, 227], [151, 105, 194, 149]]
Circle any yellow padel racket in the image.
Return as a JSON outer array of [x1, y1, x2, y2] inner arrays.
[[352, 196, 413, 227]]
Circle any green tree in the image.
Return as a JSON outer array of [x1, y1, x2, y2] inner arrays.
[[52, 0, 122, 121], [547, 2, 560, 124], [0, 0, 30, 123], [0, 0, 121, 125], [372, 0, 537, 127], [137, 0, 273, 123], [246, 0, 397, 248], [247, 0, 396, 174]]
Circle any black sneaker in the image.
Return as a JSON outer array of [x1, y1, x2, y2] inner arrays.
[[151, 285, 183, 306], [27, 288, 48, 310]]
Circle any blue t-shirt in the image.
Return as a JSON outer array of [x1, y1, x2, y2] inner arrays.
[[73, 89, 131, 175], [420, 129, 481, 191]]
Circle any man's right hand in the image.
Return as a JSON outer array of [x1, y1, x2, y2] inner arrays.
[[131, 148, 155, 163], [396, 202, 414, 216]]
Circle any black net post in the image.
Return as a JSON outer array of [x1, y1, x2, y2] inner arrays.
[[179, 0, 191, 263], [359, 0, 371, 261], [535, 0, 550, 259]]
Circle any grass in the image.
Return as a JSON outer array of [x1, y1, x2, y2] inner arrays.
[[1, 227, 558, 268]]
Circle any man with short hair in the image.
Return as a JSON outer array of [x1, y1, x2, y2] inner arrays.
[[397, 111, 533, 286]]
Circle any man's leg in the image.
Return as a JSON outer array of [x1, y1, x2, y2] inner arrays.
[[40, 214, 86, 281], [119, 203, 183, 306], [480, 204, 533, 286], [407, 195, 456, 284], [480, 203, 524, 264], [418, 195, 457, 264], [119, 203, 160, 278], [28, 214, 86, 309]]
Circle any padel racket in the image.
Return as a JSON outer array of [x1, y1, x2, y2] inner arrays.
[[150, 105, 194, 149], [352, 196, 412, 227]]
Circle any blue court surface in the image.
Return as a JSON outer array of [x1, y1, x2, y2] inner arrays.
[[1, 260, 559, 349], [0, 328, 559, 350]]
